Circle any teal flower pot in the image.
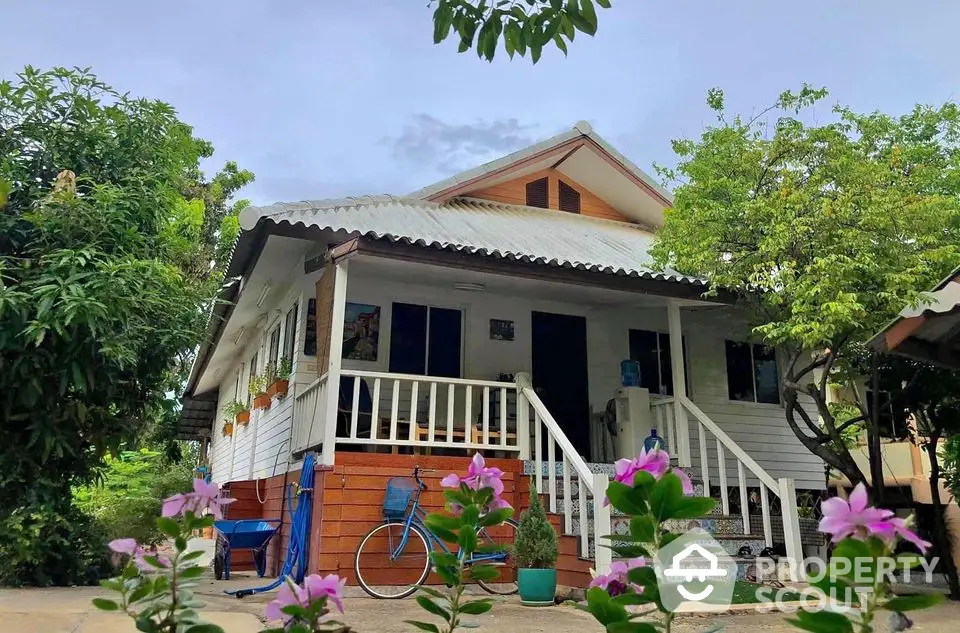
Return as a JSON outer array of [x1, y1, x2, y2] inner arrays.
[[518, 568, 557, 606]]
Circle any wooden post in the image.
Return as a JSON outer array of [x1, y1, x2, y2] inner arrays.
[[321, 260, 349, 466], [667, 301, 691, 466]]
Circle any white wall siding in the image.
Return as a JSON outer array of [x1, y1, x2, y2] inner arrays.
[[206, 258, 825, 490]]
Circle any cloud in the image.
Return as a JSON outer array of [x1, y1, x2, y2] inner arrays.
[[385, 115, 538, 174]]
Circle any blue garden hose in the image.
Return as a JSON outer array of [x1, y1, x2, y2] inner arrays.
[[227, 452, 315, 598]]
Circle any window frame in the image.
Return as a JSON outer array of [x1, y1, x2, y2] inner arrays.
[[268, 324, 281, 367], [724, 340, 781, 405], [628, 329, 689, 397], [283, 302, 299, 364], [388, 302, 464, 379]]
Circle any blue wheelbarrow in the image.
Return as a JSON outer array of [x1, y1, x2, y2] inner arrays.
[[213, 519, 281, 580]]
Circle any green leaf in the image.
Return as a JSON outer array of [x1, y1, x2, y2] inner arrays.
[[156, 517, 179, 538], [459, 526, 478, 553], [462, 504, 480, 526], [595, 0, 611, 7], [479, 507, 513, 527], [460, 599, 494, 615], [649, 473, 683, 520], [610, 592, 653, 606], [607, 622, 658, 633], [127, 582, 153, 605], [787, 609, 854, 633], [467, 564, 500, 582], [604, 482, 648, 515], [552, 34, 568, 56], [579, 0, 598, 30], [417, 586, 449, 600], [92, 598, 120, 611], [184, 625, 226, 633], [629, 515, 657, 543], [584, 587, 629, 625], [406, 622, 441, 633], [179, 566, 206, 579], [416, 596, 452, 622], [180, 550, 205, 562], [883, 593, 945, 612], [431, 551, 459, 569], [425, 513, 461, 532], [669, 496, 717, 519], [430, 525, 460, 544]]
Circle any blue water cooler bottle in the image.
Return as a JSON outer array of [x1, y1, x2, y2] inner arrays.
[[643, 429, 665, 453]]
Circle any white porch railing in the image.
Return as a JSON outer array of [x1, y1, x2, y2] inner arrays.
[[294, 369, 530, 456], [650, 396, 679, 457], [516, 372, 612, 573], [654, 394, 804, 570], [292, 373, 328, 454]]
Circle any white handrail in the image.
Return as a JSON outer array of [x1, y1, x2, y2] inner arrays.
[[516, 374, 592, 484], [342, 368, 510, 389], [515, 372, 612, 573], [292, 373, 328, 453], [679, 395, 779, 493]]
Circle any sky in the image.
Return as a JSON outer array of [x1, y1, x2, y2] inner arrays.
[[3, 1, 959, 206]]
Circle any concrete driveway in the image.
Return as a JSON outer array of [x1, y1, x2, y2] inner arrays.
[[4, 574, 960, 632]]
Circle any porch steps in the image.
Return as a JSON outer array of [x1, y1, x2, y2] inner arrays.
[[521, 460, 778, 585]]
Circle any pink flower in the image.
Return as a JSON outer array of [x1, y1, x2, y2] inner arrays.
[[265, 574, 346, 622], [675, 468, 695, 496], [589, 557, 646, 596], [442, 453, 505, 496], [614, 448, 670, 486], [819, 484, 931, 553], [109, 538, 169, 571], [162, 478, 235, 519], [108, 538, 137, 556], [441, 453, 511, 513], [605, 448, 672, 505], [303, 574, 347, 614]]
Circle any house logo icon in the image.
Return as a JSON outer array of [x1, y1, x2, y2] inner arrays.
[[662, 543, 727, 601], [653, 527, 737, 612]]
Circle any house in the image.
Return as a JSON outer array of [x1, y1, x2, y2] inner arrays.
[[179, 122, 820, 584]]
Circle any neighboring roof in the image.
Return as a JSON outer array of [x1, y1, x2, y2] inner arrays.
[[409, 121, 673, 224], [238, 195, 702, 286], [869, 264, 960, 367]]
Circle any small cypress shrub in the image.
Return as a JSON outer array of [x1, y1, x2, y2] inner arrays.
[[515, 483, 559, 569]]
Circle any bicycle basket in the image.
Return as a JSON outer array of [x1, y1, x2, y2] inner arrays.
[[383, 477, 417, 518]]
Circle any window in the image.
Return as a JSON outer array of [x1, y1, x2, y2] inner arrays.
[[628, 329, 687, 396], [303, 298, 317, 356], [388, 302, 462, 378], [248, 351, 259, 398], [284, 302, 299, 362], [268, 325, 280, 367], [865, 390, 910, 440], [725, 341, 779, 404], [525, 177, 549, 208], [558, 180, 581, 213]]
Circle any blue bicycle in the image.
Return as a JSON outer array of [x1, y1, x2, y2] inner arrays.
[[354, 466, 518, 599]]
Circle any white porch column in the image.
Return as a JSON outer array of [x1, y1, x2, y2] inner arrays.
[[320, 260, 349, 466], [778, 477, 806, 581], [667, 301, 692, 467]]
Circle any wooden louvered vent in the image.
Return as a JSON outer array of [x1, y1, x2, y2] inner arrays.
[[558, 179, 581, 213], [525, 177, 549, 208]]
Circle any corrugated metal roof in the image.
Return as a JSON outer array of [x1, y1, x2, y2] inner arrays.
[[899, 280, 960, 318], [239, 195, 703, 285]]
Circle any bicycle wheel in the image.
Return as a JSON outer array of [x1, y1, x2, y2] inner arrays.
[[355, 520, 432, 599], [475, 518, 519, 595]]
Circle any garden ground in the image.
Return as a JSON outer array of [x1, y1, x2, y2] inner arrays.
[[3, 575, 960, 633]]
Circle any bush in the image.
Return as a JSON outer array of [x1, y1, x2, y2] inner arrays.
[[0, 500, 111, 587], [74, 448, 195, 546], [515, 484, 558, 569]]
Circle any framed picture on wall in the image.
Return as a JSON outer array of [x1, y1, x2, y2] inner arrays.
[[343, 302, 381, 361], [489, 318, 515, 341]]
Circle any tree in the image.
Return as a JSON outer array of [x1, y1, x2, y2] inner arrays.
[[429, 0, 611, 63], [0, 66, 249, 584], [651, 86, 960, 485], [865, 356, 960, 600]]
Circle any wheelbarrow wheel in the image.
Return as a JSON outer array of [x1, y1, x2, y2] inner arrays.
[[214, 538, 225, 581], [253, 547, 267, 578]]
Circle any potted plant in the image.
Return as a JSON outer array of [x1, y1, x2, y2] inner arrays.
[[515, 483, 559, 606], [224, 400, 250, 426], [267, 357, 292, 398], [250, 373, 271, 411], [222, 421, 234, 438]]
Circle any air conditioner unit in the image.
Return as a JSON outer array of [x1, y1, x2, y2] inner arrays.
[[614, 387, 652, 459]]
